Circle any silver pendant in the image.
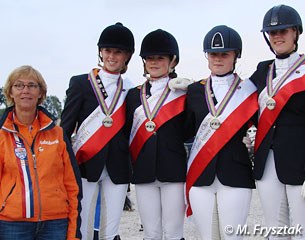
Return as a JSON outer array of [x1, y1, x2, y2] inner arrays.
[[145, 120, 156, 132], [210, 118, 221, 130], [266, 98, 276, 110], [103, 116, 113, 127]]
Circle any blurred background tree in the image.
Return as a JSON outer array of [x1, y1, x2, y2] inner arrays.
[[0, 87, 7, 117], [41, 95, 62, 120]]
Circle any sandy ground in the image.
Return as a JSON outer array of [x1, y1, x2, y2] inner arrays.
[[119, 185, 266, 240]]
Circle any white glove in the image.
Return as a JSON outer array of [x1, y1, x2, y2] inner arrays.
[[242, 136, 253, 149], [168, 77, 194, 92], [301, 181, 305, 198]]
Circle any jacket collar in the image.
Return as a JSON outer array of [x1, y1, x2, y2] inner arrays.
[[0, 106, 55, 132]]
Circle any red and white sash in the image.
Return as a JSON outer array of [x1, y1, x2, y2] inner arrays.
[[255, 64, 305, 151], [72, 73, 132, 164], [129, 89, 186, 163], [186, 79, 258, 216]]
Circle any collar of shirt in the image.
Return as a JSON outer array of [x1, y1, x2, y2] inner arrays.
[[149, 77, 169, 96], [275, 52, 300, 77], [98, 68, 120, 89], [211, 74, 234, 103], [97, 68, 121, 100]]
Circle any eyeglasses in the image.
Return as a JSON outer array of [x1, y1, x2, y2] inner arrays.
[[13, 83, 40, 90], [268, 29, 289, 37]]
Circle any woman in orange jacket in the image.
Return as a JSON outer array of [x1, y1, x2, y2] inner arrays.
[[0, 65, 82, 240]]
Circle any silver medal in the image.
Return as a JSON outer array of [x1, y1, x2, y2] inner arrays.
[[266, 98, 276, 110], [103, 116, 113, 127], [210, 118, 221, 130], [145, 120, 156, 132]]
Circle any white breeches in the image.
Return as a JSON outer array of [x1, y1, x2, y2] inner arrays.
[[80, 167, 128, 240], [256, 150, 305, 240], [135, 180, 185, 240], [189, 177, 252, 240]]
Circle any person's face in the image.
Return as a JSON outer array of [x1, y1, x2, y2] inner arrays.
[[145, 55, 175, 80], [207, 51, 236, 75], [268, 27, 296, 55], [10, 78, 41, 111], [100, 48, 130, 73]]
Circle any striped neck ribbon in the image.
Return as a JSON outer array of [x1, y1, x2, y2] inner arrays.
[[89, 69, 123, 116], [205, 74, 241, 118], [267, 54, 305, 97], [140, 81, 171, 121]]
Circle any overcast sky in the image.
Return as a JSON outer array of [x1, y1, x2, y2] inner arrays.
[[1, 0, 305, 102]]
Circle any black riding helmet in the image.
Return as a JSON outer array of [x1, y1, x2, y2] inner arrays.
[[203, 25, 242, 58], [261, 5, 303, 55], [261, 5, 302, 33], [140, 29, 179, 64], [98, 22, 135, 53], [140, 29, 179, 78]]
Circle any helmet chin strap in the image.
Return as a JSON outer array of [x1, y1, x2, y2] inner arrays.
[[98, 51, 104, 68], [142, 58, 151, 80], [98, 56, 103, 68], [168, 55, 177, 75], [263, 32, 276, 55]]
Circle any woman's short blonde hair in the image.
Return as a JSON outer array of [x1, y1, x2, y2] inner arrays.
[[3, 65, 47, 106]]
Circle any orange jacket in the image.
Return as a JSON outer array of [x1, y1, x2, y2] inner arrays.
[[0, 106, 82, 240]]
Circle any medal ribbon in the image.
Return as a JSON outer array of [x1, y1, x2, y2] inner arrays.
[[140, 81, 171, 121], [205, 74, 241, 118], [267, 54, 305, 97], [89, 68, 123, 116]]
